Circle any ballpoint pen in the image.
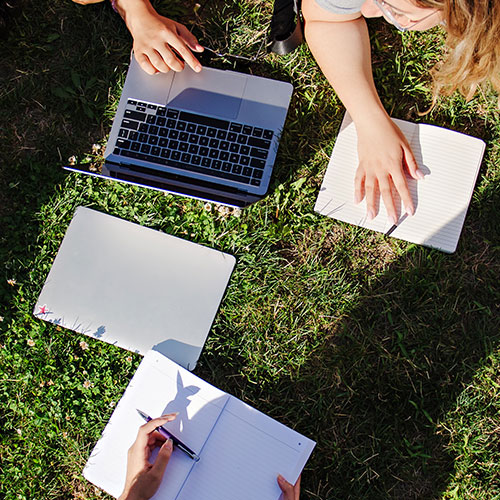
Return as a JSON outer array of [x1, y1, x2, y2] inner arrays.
[[136, 409, 200, 462]]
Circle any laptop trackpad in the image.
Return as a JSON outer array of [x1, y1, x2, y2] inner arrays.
[[168, 88, 242, 120]]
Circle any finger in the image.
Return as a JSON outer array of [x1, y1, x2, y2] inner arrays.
[[364, 174, 378, 221], [148, 48, 178, 73], [167, 35, 202, 73], [402, 143, 424, 180], [354, 167, 365, 204], [150, 438, 173, 480], [378, 176, 398, 225], [277, 475, 295, 500], [176, 23, 204, 53], [134, 52, 158, 76], [293, 475, 301, 500], [390, 170, 415, 216], [137, 414, 178, 442]]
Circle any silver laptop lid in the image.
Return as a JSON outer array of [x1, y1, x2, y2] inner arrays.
[[33, 207, 235, 370]]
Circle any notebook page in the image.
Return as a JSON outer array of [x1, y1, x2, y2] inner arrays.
[[176, 397, 316, 500], [84, 351, 229, 498], [314, 114, 485, 253]]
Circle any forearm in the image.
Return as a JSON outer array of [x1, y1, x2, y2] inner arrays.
[[113, 0, 156, 34], [304, 14, 390, 130]]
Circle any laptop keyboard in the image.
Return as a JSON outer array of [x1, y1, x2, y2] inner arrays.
[[113, 99, 275, 187]]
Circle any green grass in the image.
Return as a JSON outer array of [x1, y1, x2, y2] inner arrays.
[[1, 0, 499, 498]]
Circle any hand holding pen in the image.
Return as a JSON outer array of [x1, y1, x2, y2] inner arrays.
[[118, 413, 177, 500]]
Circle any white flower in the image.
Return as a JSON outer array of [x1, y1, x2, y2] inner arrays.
[[79, 341, 89, 350], [27, 339, 35, 347]]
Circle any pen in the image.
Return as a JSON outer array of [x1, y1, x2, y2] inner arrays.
[[136, 409, 200, 462]]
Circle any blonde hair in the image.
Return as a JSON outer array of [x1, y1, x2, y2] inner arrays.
[[416, 0, 500, 104]]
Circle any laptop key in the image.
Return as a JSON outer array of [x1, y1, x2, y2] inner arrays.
[[220, 141, 229, 150], [227, 132, 237, 142], [159, 128, 168, 137], [161, 148, 170, 158], [146, 115, 156, 124], [209, 149, 219, 159], [116, 138, 131, 149], [151, 146, 161, 156], [125, 110, 147, 122], [209, 138, 219, 148], [242, 125, 252, 135], [171, 151, 181, 160], [230, 123, 242, 133], [187, 123, 197, 133], [252, 127, 263, 137], [192, 155, 201, 165], [149, 125, 159, 135], [207, 127, 217, 137], [199, 147, 209, 157], [240, 145, 250, 155], [243, 167, 252, 177], [181, 153, 191, 163], [229, 143, 239, 153], [250, 148, 268, 159], [139, 123, 149, 133], [199, 136, 209, 146], [222, 162, 232, 172], [166, 119, 176, 128], [114, 148, 121, 155], [240, 156, 250, 166], [169, 140, 179, 149], [252, 169, 263, 179], [188, 134, 199, 144], [147, 104, 157, 110], [179, 132, 189, 141], [248, 137, 271, 149], [169, 129, 179, 139], [251, 179, 261, 186], [216, 130, 227, 140], [189, 144, 199, 154], [250, 158, 266, 169], [178, 143, 188, 152], [263, 130, 274, 139], [212, 160, 222, 169], [140, 144, 151, 154], [179, 111, 229, 130], [230, 153, 239, 163], [156, 107, 166, 117], [237, 134, 247, 144], [121, 119, 139, 130], [232, 164, 242, 174], [148, 136, 158, 145], [167, 109, 179, 118], [176, 121, 187, 131], [131, 142, 140, 152], [220, 151, 229, 161], [129, 131, 138, 141], [139, 133, 148, 143], [159, 138, 169, 147], [196, 125, 207, 135], [201, 157, 211, 167]]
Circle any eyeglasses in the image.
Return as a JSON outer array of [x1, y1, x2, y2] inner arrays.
[[371, 0, 440, 31]]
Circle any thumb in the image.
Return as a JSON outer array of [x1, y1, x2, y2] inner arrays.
[[277, 475, 294, 500], [151, 439, 173, 478]]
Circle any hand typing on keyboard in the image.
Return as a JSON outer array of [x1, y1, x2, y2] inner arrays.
[[113, 0, 204, 75]]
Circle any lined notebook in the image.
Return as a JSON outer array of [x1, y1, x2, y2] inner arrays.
[[84, 351, 315, 500], [314, 114, 486, 253]]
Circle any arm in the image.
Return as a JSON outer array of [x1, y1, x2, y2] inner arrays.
[[113, 0, 203, 75], [302, 0, 423, 222]]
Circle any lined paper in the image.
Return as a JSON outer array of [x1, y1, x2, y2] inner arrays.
[[84, 352, 315, 499], [314, 114, 485, 253]]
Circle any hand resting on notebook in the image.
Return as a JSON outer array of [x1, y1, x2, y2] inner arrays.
[[118, 414, 302, 500], [113, 0, 204, 75]]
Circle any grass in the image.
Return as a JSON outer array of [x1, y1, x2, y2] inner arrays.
[[0, 0, 499, 498]]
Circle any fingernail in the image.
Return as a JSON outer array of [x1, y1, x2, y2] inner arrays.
[[367, 209, 375, 221], [388, 215, 398, 225], [416, 168, 425, 180], [165, 438, 173, 449], [196, 44, 203, 51], [405, 206, 414, 216], [277, 474, 284, 482], [195, 65, 202, 72]]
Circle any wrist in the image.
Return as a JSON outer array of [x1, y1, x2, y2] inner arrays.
[[113, 0, 156, 31]]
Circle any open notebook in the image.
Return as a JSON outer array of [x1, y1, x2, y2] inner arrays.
[[84, 350, 315, 500], [315, 114, 486, 253]]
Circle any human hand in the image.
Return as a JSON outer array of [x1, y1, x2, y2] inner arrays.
[[354, 117, 424, 224], [277, 474, 301, 500], [126, 5, 203, 75], [118, 414, 177, 500]]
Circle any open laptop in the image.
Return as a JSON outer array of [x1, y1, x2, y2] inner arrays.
[[66, 54, 293, 207], [33, 207, 236, 370]]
